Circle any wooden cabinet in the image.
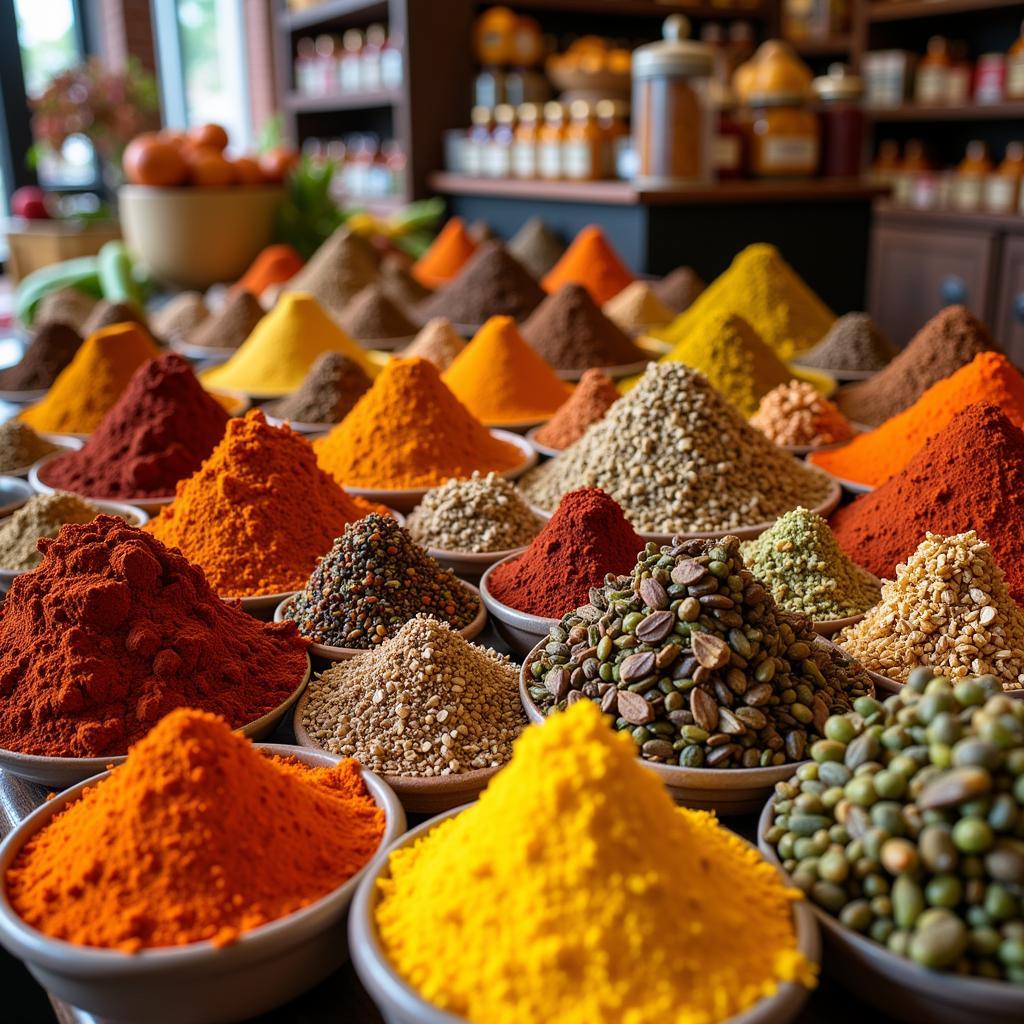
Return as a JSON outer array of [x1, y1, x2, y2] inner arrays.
[[996, 236, 1024, 366]]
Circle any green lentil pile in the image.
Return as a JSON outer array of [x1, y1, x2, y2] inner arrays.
[[764, 667, 1024, 983], [527, 534, 872, 769], [0, 421, 59, 474], [284, 513, 480, 648], [742, 508, 880, 622], [0, 492, 102, 571]]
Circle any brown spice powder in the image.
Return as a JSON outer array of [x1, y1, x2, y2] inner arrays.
[[534, 368, 620, 450]]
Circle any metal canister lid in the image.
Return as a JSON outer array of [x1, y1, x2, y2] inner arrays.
[[632, 15, 714, 79], [813, 63, 864, 102]]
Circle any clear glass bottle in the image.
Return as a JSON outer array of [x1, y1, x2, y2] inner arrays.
[[339, 30, 363, 93], [952, 140, 992, 211], [915, 36, 951, 105], [464, 106, 493, 178], [362, 24, 386, 91], [381, 31, 403, 90], [563, 101, 602, 180], [513, 103, 540, 179], [985, 141, 1024, 212], [538, 101, 566, 180], [596, 99, 629, 179], [488, 104, 516, 178], [1009, 21, 1024, 99]]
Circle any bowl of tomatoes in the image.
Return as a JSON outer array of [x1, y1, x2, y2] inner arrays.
[[118, 124, 297, 289]]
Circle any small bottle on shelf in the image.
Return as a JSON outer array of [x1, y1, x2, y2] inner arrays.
[[710, 82, 744, 180], [362, 24, 386, 91], [985, 141, 1024, 213], [952, 140, 993, 211], [339, 30, 363, 93], [870, 139, 901, 188], [813, 63, 865, 179], [313, 34, 337, 97], [538, 101, 566, 180], [464, 106, 493, 178], [915, 36, 951, 106], [381, 31, 403, 90], [512, 102, 541, 178], [946, 41, 972, 105], [975, 52, 1005, 106], [488, 104, 516, 178], [563, 101, 603, 180], [295, 37, 316, 96], [894, 139, 930, 206], [596, 99, 630, 179], [1008, 21, 1024, 99]]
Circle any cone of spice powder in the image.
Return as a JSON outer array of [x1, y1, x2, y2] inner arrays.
[[268, 352, 372, 425], [797, 312, 894, 373], [0, 321, 82, 392], [443, 316, 571, 425], [412, 217, 477, 289], [40, 353, 229, 500], [416, 242, 545, 327], [284, 226, 378, 320], [19, 322, 160, 434], [541, 225, 634, 305], [602, 280, 675, 334], [147, 410, 378, 597], [835, 305, 998, 426], [521, 282, 646, 371], [201, 292, 376, 397], [0, 515, 309, 757], [402, 317, 465, 371], [233, 243, 304, 299], [152, 292, 209, 342], [314, 357, 524, 489], [652, 265, 705, 314], [0, 422, 60, 474], [187, 290, 265, 351], [33, 286, 96, 333], [380, 254, 432, 308], [507, 217, 565, 280], [81, 300, 147, 338], [339, 283, 416, 342], [533, 369, 619, 451], [486, 487, 643, 619], [0, 492, 103, 571]]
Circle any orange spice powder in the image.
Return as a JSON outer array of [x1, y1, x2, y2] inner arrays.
[[233, 243, 304, 298], [540, 225, 635, 305], [412, 217, 478, 289]]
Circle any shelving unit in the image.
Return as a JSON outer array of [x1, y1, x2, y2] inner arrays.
[[865, 100, 1024, 121]]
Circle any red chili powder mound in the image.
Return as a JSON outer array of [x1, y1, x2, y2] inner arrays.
[[830, 402, 1024, 603], [42, 353, 229, 500], [487, 487, 644, 618], [0, 516, 309, 758]]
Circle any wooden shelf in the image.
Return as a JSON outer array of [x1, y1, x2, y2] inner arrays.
[[866, 0, 1024, 21], [481, 0, 771, 18], [279, 0, 388, 31], [865, 101, 1024, 121], [430, 172, 888, 205], [874, 199, 1024, 232], [283, 88, 401, 113], [788, 35, 852, 57]]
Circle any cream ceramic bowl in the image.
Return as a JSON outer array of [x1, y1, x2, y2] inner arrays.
[[478, 554, 559, 657]]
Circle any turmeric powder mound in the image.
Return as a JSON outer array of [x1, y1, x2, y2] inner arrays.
[[315, 357, 524, 489], [201, 292, 376, 397], [812, 352, 1024, 488], [7, 709, 385, 951], [658, 309, 793, 417], [19, 322, 159, 434], [443, 316, 572, 425], [376, 700, 816, 1023], [147, 410, 375, 597], [540, 224, 635, 305], [657, 243, 835, 360], [412, 216, 477, 289]]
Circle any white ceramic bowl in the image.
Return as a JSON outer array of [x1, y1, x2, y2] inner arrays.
[[342, 430, 537, 513], [0, 387, 48, 405], [757, 797, 1024, 1024], [0, 745, 406, 1024], [552, 357, 652, 383], [0, 656, 311, 788], [524, 425, 563, 459], [29, 452, 175, 512], [518, 640, 805, 815], [292, 690, 505, 814], [350, 804, 820, 1024], [2, 434, 82, 478], [478, 554, 560, 657], [262, 411, 335, 436], [0, 476, 34, 517], [425, 544, 528, 582], [169, 338, 241, 364], [273, 579, 486, 662]]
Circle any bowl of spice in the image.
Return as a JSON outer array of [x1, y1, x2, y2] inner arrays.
[[338, 283, 417, 352], [750, 379, 857, 456], [479, 488, 645, 657], [758, 669, 1024, 1024], [262, 351, 374, 434], [521, 534, 874, 815], [0, 421, 76, 478], [792, 312, 895, 382], [294, 615, 526, 813], [526, 367, 621, 457], [0, 515, 312, 787], [168, 289, 266, 364], [350, 699, 820, 1024], [740, 508, 881, 637], [278, 514, 485, 659], [404, 472, 542, 579], [0, 476, 34, 518], [0, 321, 84, 403], [0, 710, 404, 1024]]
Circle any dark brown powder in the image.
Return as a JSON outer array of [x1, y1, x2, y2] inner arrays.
[[508, 217, 565, 280], [416, 242, 545, 327], [534, 368, 619, 450], [380, 255, 432, 308], [521, 283, 646, 370], [269, 352, 372, 424], [189, 291, 265, 351], [836, 305, 998, 427], [81, 300, 147, 337], [0, 322, 83, 391], [339, 283, 416, 340], [798, 312, 895, 372], [284, 226, 378, 319], [653, 266, 705, 314], [152, 292, 209, 342]]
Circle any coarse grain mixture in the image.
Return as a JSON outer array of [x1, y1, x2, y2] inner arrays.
[[81, 301, 147, 338], [0, 492, 102, 571], [285, 513, 480, 648], [268, 352, 371, 424], [741, 508, 880, 620], [380, 255, 432, 309], [838, 531, 1024, 690], [33, 286, 96, 333], [751, 379, 854, 448], [519, 362, 832, 533], [0, 421, 59, 473], [533, 368, 619, 450], [796, 312, 894, 372], [526, 534, 873, 768], [405, 472, 541, 553], [301, 615, 525, 776]]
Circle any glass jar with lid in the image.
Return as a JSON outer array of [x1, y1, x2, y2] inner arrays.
[[813, 63, 864, 178], [631, 15, 714, 188]]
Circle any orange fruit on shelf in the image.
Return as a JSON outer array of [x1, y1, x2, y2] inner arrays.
[[232, 156, 265, 185], [187, 147, 237, 187], [188, 123, 229, 152], [258, 147, 299, 183], [122, 133, 189, 187]]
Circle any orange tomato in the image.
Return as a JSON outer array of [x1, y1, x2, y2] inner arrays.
[[258, 147, 299, 183], [232, 156, 265, 185], [123, 133, 188, 187], [188, 123, 229, 152], [158, 129, 188, 148], [187, 147, 237, 187]]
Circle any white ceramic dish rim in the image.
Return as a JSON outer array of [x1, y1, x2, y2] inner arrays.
[[552, 356, 652, 383], [29, 453, 175, 509], [0, 747, 405, 976], [524, 425, 563, 459], [0, 476, 35, 516], [2, 436, 82, 479], [261, 411, 335, 435], [0, 388, 49, 404], [168, 337, 241, 363], [424, 544, 528, 569], [478, 554, 561, 633], [804, 455, 876, 495], [349, 803, 820, 1024]]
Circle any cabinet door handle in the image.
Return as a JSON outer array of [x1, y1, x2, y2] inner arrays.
[[1016, 293, 1024, 324], [941, 275, 968, 305]]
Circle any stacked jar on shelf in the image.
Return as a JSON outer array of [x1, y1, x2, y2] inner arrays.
[[293, 23, 403, 98]]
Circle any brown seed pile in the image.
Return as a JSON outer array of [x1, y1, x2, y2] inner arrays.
[[0, 421, 59, 473], [838, 531, 1024, 689], [533, 368, 619, 450], [525, 534, 872, 768], [268, 352, 372, 424], [402, 318, 466, 371], [339, 283, 416, 341], [603, 280, 675, 334], [188, 291, 265, 350], [301, 615, 526, 776], [750, 379, 855, 448]]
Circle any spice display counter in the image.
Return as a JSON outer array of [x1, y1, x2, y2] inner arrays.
[[430, 173, 888, 313]]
